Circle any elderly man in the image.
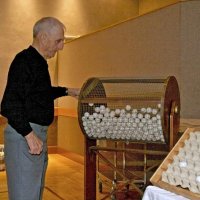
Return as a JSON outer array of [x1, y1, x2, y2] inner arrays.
[[1, 17, 79, 200]]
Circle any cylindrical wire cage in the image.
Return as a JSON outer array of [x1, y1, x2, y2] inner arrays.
[[78, 76, 180, 200], [78, 76, 180, 145]]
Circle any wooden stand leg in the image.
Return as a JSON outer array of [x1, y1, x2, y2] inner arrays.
[[169, 101, 177, 150], [84, 137, 96, 200]]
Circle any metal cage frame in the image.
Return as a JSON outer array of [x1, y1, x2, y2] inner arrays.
[[78, 76, 180, 200]]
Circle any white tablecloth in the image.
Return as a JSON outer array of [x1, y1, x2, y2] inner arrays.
[[142, 186, 189, 200]]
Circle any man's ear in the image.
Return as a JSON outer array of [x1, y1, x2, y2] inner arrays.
[[39, 32, 48, 46]]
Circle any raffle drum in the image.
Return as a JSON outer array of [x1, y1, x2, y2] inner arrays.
[[78, 76, 180, 200]]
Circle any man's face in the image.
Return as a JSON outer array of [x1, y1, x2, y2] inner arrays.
[[43, 27, 65, 59]]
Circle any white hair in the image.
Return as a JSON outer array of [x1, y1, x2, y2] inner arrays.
[[33, 17, 66, 38]]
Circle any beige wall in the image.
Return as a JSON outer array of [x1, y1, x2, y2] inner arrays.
[[0, 0, 182, 103], [180, 0, 200, 118], [1, 0, 198, 155], [0, 0, 139, 152], [0, 0, 183, 108], [0, 0, 139, 104], [58, 3, 181, 108], [57, 1, 200, 155], [139, 0, 180, 15], [57, 116, 84, 155], [58, 1, 200, 118]]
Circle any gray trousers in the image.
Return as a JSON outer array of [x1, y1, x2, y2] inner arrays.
[[4, 123, 48, 200]]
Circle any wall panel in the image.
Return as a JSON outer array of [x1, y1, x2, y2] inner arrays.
[[57, 1, 200, 154], [57, 3, 182, 154]]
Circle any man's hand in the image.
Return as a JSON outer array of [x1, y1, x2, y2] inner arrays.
[[68, 88, 80, 99], [25, 131, 43, 155]]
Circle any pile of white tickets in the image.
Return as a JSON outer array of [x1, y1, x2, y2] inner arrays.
[[81, 104, 165, 142]]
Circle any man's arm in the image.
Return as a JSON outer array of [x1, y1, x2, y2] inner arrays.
[[68, 88, 80, 99], [51, 86, 80, 99]]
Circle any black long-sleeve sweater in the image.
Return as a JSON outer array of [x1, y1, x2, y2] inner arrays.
[[1, 46, 67, 136]]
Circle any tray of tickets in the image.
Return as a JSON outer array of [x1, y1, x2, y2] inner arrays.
[[150, 128, 200, 200]]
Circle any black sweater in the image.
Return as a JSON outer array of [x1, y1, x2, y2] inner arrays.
[[1, 46, 67, 136]]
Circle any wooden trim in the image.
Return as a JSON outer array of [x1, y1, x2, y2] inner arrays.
[[54, 107, 77, 118], [180, 118, 200, 127], [180, 118, 200, 132], [0, 108, 77, 123], [47, 146, 58, 154]]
